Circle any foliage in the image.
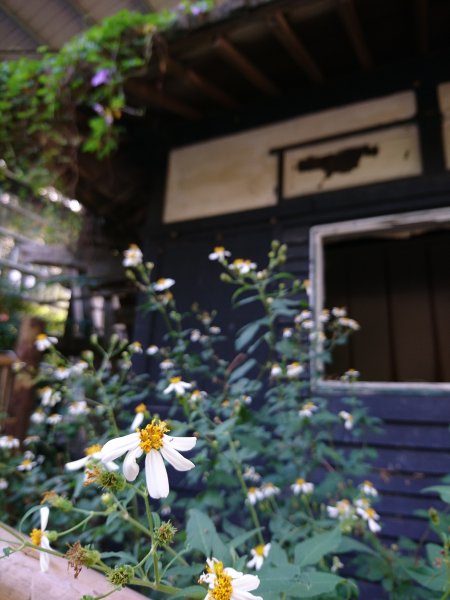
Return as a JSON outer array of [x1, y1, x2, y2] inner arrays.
[[0, 242, 448, 599], [0, 2, 213, 196]]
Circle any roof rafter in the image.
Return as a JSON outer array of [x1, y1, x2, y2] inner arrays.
[[337, 0, 372, 70], [163, 57, 239, 110], [125, 78, 201, 119], [214, 36, 280, 96], [0, 3, 52, 48], [269, 11, 324, 84], [60, 0, 98, 27], [415, 0, 429, 54]]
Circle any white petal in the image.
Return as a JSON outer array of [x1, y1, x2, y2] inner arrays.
[[40, 535, 51, 573], [40, 506, 49, 531], [130, 412, 144, 431], [65, 456, 88, 471], [163, 435, 197, 451], [233, 574, 261, 592], [100, 433, 139, 463], [233, 591, 263, 600], [105, 460, 119, 472], [224, 567, 244, 579], [145, 450, 169, 499], [160, 442, 195, 471], [123, 447, 142, 481]]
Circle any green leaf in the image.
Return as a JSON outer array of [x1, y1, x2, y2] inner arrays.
[[422, 485, 450, 503], [186, 509, 230, 562], [337, 536, 375, 555], [171, 585, 206, 599], [405, 567, 447, 592], [235, 319, 266, 352], [294, 528, 342, 568], [288, 571, 343, 598], [228, 358, 257, 383], [229, 527, 263, 550]]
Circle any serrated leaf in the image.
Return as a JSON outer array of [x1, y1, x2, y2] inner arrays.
[[294, 528, 342, 567], [186, 509, 230, 562]]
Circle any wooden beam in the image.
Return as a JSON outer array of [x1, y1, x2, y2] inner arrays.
[[0, 4, 52, 48], [164, 57, 239, 110], [214, 36, 280, 96], [337, 0, 372, 70], [125, 78, 202, 119], [61, 0, 97, 26], [415, 0, 428, 55], [269, 11, 324, 84]]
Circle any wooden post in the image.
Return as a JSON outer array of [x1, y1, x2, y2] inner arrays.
[[5, 317, 44, 441]]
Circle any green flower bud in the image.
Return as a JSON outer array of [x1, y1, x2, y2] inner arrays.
[[429, 508, 440, 525], [220, 273, 232, 283], [98, 470, 126, 492], [154, 521, 177, 546], [46, 530, 58, 542], [107, 564, 134, 588]]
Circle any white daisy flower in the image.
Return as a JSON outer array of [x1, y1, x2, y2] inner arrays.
[[209, 326, 221, 335], [0, 478, 8, 490], [189, 389, 207, 405], [123, 244, 143, 267], [0, 435, 20, 449], [40, 387, 61, 408], [30, 506, 52, 572], [291, 478, 314, 495], [30, 409, 46, 424], [359, 480, 378, 497], [270, 363, 282, 378], [286, 361, 304, 378], [229, 258, 257, 275], [70, 360, 88, 375], [163, 376, 192, 396], [199, 557, 262, 600], [320, 309, 330, 322], [299, 402, 318, 418], [242, 395, 252, 405], [327, 499, 353, 520], [309, 331, 326, 343], [339, 410, 354, 430], [356, 505, 381, 533], [261, 482, 280, 499], [159, 359, 175, 371], [153, 278, 175, 292], [47, 413, 62, 425], [247, 543, 271, 571], [208, 246, 231, 261], [282, 327, 293, 338], [243, 466, 261, 483], [35, 334, 58, 352], [190, 329, 201, 342], [146, 345, 159, 355], [331, 556, 344, 573], [129, 341, 143, 354], [337, 317, 360, 331], [54, 366, 70, 380], [342, 368, 360, 381], [17, 457, 37, 471], [247, 486, 264, 505], [68, 400, 90, 416], [303, 279, 311, 296], [331, 307, 347, 318], [295, 309, 312, 324], [130, 403, 147, 430], [99, 419, 196, 499], [301, 319, 314, 330], [65, 443, 118, 472]]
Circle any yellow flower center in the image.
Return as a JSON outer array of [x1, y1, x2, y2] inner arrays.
[[21, 459, 32, 466], [30, 528, 42, 546], [139, 419, 169, 453], [296, 478, 305, 485], [214, 246, 225, 253], [290, 361, 300, 367], [248, 487, 257, 494], [135, 403, 146, 414], [255, 544, 266, 556], [36, 334, 47, 341], [366, 508, 377, 519], [85, 444, 102, 456], [303, 402, 315, 410], [207, 562, 232, 600], [157, 278, 167, 285], [363, 480, 373, 487], [129, 244, 139, 250], [169, 376, 182, 384]]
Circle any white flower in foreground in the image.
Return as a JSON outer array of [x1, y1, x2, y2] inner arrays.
[[295, 309, 311, 324], [320, 309, 330, 322], [130, 403, 147, 430], [261, 482, 280, 499], [70, 360, 88, 374], [129, 341, 143, 354], [54, 366, 70, 380], [31, 409, 46, 424], [247, 543, 271, 571], [357, 505, 381, 533], [35, 334, 58, 352], [282, 327, 293, 338], [332, 306, 347, 318], [68, 400, 90, 416], [339, 410, 354, 430], [291, 478, 314, 495], [0, 435, 20, 449], [208, 246, 231, 261], [30, 506, 51, 572], [229, 258, 257, 275], [270, 363, 282, 378], [0, 478, 8, 490], [17, 457, 37, 471], [247, 487, 264, 505], [359, 480, 378, 497], [327, 499, 353, 520], [65, 443, 118, 472], [123, 244, 143, 267], [199, 557, 262, 600], [299, 401, 318, 418], [338, 317, 360, 331], [159, 359, 174, 371], [153, 277, 175, 292], [99, 419, 196, 499], [209, 326, 221, 335], [301, 319, 314, 330], [287, 361, 304, 378], [40, 387, 61, 407], [146, 344, 159, 355], [47, 413, 62, 425], [189, 389, 207, 406], [190, 329, 201, 342], [164, 376, 192, 396]]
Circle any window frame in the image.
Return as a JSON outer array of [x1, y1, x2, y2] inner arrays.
[[309, 206, 450, 393]]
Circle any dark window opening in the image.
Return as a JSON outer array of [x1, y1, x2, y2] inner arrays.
[[324, 229, 450, 383]]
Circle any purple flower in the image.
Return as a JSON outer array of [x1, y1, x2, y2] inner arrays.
[[91, 68, 112, 88]]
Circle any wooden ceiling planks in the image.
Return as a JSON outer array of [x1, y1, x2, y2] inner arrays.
[[125, 78, 202, 119], [336, 0, 373, 70]]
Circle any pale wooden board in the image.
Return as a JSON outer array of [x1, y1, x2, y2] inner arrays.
[[164, 91, 417, 223], [283, 124, 422, 198], [437, 82, 450, 169], [0, 526, 149, 600]]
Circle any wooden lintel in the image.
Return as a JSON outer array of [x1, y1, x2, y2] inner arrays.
[[214, 36, 280, 96], [337, 0, 372, 70], [165, 57, 239, 110], [269, 11, 324, 84], [415, 0, 428, 55], [125, 79, 201, 120]]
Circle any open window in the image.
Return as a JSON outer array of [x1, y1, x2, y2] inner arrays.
[[310, 208, 450, 389]]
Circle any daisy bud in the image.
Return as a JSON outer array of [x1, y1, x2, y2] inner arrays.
[[155, 521, 177, 546], [98, 470, 126, 492], [107, 565, 134, 588]]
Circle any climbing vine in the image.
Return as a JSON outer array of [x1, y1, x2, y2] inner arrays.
[[0, 1, 213, 197]]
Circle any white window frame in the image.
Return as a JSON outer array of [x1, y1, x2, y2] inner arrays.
[[309, 206, 450, 393]]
